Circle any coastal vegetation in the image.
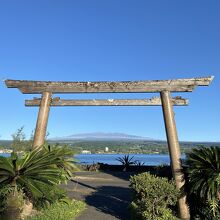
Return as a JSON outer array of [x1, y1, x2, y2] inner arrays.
[[0, 145, 84, 219], [52, 140, 220, 154], [1, 139, 220, 155], [0, 127, 219, 154], [184, 146, 220, 219], [28, 199, 85, 220], [130, 172, 179, 220], [116, 154, 136, 171], [129, 146, 220, 220]]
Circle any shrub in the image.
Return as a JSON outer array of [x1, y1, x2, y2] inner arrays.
[[33, 185, 67, 209], [130, 172, 179, 220], [0, 185, 25, 211]]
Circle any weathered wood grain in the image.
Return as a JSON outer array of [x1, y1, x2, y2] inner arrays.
[[5, 76, 214, 94], [25, 96, 189, 106], [33, 92, 52, 148], [160, 91, 190, 219]]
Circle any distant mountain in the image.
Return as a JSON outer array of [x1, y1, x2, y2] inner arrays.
[[50, 132, 154, 141]]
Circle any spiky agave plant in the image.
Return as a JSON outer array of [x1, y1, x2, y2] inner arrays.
[[185, 146, 220, 217], [134, 160, 145, 166], [116, 154, 135, 171]]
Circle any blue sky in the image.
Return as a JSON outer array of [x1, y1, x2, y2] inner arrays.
[[0, 0, 219, 141]]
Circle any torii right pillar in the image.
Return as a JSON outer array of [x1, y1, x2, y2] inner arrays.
[[160, 91, 190, 220]]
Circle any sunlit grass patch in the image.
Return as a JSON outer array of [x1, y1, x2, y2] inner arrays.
[[29, 199, 86, 220]]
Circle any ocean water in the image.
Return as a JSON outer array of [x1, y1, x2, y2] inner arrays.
[[0, 153, 185, 166], [75, 153, 186, 165], [0, 153, 10, 157]]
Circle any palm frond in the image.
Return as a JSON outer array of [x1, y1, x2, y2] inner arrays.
[[185, 146, 220, 203], [0, 146, 76, 202]]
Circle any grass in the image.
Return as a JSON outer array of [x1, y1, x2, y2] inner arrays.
[[29, 199, 86, 220]]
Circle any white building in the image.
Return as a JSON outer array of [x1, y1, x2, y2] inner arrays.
[[81, 150, 91, 154]]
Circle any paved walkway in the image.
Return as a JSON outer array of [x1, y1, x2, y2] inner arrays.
[[63, 171, 132, 220]]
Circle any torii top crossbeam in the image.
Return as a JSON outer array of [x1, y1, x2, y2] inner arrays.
[[5, 76, 213, 94]]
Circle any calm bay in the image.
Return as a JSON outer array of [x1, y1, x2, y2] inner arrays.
[[75, 153, 186, 165], [1, 153, 186, 166]]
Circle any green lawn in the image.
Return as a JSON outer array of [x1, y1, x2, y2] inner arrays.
[[29, 200, 86, 220]]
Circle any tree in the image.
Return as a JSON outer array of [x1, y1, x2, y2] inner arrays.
[[11, 126, 27, 152]]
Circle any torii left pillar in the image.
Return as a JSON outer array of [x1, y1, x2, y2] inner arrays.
[[33, 92, 52, 149]]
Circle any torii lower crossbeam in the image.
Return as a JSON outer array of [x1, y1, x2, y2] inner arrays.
[[25, 96, 189, 106]]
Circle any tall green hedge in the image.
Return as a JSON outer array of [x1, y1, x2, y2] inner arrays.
[[130, 172, 179, 220]]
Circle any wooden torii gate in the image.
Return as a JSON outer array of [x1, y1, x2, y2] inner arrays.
[[5, 76, 214, 220]]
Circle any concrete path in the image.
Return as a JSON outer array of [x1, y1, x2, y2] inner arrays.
[[63, 171, 132, 220]]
